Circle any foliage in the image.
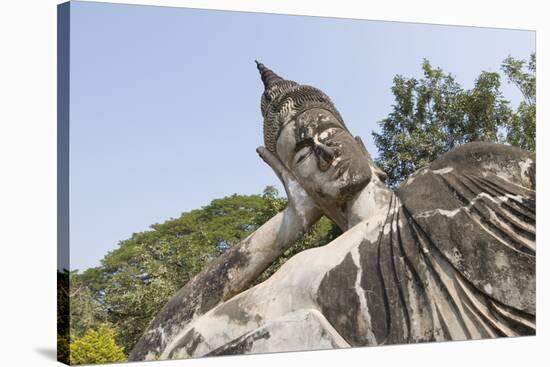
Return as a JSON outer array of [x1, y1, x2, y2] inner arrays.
[[68, 187, 339, 356], [373, 54, 535, 187], [57, 269, 70, 364], [373, 59, 512, 186], [70, 271, 108, 340], [501, 53, 536, 150], [69, 326, 126, 365]]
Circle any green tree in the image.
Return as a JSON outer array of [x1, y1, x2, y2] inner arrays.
[[69, 272, 108, 340], [501, 53, 536, 150], [57, 269, 70, 364], [69, 326, 126, 365], [373, 55, 534, 187]]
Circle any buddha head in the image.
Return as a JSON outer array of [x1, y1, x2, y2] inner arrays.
[[256, 61, 382, 208]]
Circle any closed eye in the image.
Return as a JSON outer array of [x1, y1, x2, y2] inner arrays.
[[294, 137, 314, 152], [295, 148, 313, 164]]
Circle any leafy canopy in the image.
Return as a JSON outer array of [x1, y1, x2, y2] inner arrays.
[[69, 326, 126, 365], [501, 53, 536, 151], [373, 54, 535, 187]]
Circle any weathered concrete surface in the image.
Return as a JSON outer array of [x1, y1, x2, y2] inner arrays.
[[205, 309, 350, 357]]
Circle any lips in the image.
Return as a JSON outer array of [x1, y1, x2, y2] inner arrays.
[[332, 158, 351, 179]]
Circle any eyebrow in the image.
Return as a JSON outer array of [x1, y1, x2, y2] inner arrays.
[[294, 137, 314, 153]]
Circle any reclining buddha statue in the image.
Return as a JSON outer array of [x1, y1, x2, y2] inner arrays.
[[129, 62, 536, 361]]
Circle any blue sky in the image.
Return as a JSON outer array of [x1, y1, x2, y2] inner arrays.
[[68, 0, 535, 271]]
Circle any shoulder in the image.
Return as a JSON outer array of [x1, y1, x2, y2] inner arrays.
[[424, 142, 533, 188], [396, 142, 535, 200], [394, 142, 535, 315]]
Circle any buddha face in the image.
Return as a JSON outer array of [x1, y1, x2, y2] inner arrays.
[[276, 108, 372, 205]]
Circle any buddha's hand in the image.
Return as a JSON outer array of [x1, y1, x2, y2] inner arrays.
[[256, 146, 321, 224]]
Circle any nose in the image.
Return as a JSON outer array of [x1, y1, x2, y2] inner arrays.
[[314, 142, 341, 171]]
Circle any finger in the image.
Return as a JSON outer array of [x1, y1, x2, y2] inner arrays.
[[256, 146, 289, 179]]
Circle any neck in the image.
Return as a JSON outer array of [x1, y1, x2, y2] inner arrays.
[[314, 171, 394, 231], [343, 174, 393, 229]]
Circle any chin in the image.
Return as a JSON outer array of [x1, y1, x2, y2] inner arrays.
[[311, 171, 369, 205], [336, 168, 371, 201]]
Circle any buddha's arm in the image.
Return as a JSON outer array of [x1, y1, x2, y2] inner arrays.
[[218, 203, 322, 298], [130, 179, 322, 361]]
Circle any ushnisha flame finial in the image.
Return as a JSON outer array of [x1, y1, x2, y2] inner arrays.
[[255, 60, 284, 90]]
